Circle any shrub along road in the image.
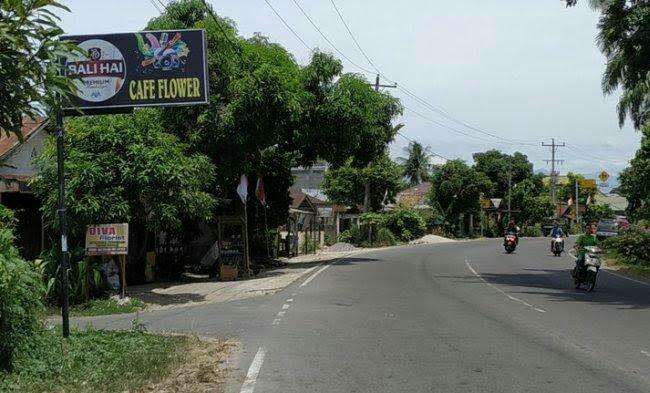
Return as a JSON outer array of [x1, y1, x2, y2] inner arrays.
[[69, 238, 650, 392]]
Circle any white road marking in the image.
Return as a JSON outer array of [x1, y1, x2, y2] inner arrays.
[[240, 346, 266, 393], [272, 318, 281, 326], [286, 298, 294, 302], [568, 251, 649, 287], [641, 350, 650, 358], [466, 259, 546, 313], [300, 264, 330, 287], [282, 304, 290, 310], [277, 311, 286, 317]]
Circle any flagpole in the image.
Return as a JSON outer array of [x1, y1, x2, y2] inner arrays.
[[264, 205, 270, 260], [243, 199, 251, 276]]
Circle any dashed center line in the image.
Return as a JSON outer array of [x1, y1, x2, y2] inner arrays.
[[281, 304, 291, 310], [277, 311, 286, 317], [286, 298, 294, 302], [466, 259, 547, 314], [240, 346, 266, 393], [641, 350, 650, 358]]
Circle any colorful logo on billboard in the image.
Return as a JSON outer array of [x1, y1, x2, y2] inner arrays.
[[136, 32, 189, 72], [66, 39, 126, 102]]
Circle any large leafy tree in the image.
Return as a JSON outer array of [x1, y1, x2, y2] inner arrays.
[[147, 0, 402, 226], [399, 141, 431, 186], [619, 125, 650, 221], [0, 0, 76, 136], [32, 109, 216, 264], [506, 178, 554, 225], [322, 153, 404, 211], [472, 150, 534, 197], [427, 160, 492, 225], [567, 0, 650, 129]]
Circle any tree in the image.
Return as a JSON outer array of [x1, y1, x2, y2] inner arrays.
[[32, 109, 216, 267], [0, 0, 77, 136], [322, 153, 404, 211], [472, 150, 534, 198], [506, 178, 554, 225], [583, 203, 615, 224], [619, 125, 650, 222], [399, 141, 431, 186], [427, 160, 492, 228], [567, 1, 650, 129], [147, 1, 402, 231], [557, 172, 597, 206]]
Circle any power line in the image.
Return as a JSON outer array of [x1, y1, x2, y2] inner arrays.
[[395, 130, 451, 161], [287, 0, 374, 74], [148, 0, 163, 13], [262, 0, 312, 51], [326, 1, 540, 147], [403, 105, 510, 145], [328, 0, 382, 75]]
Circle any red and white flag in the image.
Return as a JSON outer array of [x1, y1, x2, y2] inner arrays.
[[236, 174, 248, 204], [256, 177, 267, 207]]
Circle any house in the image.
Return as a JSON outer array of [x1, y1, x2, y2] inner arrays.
[[0, 118, 48, 259], [390, 182, 431, 209], [594, 191, 628, 215]]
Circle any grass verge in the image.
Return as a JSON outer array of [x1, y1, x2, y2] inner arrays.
[[0, 328, 229, 392], [48, 297, 146, 317], [605, 252, 650, 280]]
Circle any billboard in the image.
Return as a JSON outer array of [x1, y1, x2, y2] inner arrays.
[[62, 30, 208, 113], [85, 223, 129, 256]]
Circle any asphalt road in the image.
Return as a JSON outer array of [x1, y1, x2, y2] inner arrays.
[[78, 238, 650, 392]]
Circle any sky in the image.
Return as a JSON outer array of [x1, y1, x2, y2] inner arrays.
[[56, 0, 642, 182]]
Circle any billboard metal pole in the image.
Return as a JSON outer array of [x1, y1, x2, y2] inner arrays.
[[56, 110, 71, 338]]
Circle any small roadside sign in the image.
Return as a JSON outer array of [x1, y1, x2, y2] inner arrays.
[[85, 223, 129, 256], [599, 170, 610, 183]]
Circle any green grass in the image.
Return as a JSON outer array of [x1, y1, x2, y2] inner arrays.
[[605, 251, 650, 280], [49, 297, 146, 317], [0, 328, 189, 392]]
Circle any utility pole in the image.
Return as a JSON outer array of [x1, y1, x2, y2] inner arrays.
[[363, 74, 397, 211], [507, 159, 512, 222], [575, 179, 580, 226], [542, 138, 565, 215]]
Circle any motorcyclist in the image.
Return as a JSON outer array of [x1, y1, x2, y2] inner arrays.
[[550, 222, 564, 251], [573, 222, 598, 278], [504, 220, 520, 245]]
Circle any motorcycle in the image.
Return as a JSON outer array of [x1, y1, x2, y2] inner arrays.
[[551, 235, 564, 256], [504, 234, 517, 254], [573, 246, 602, 292]]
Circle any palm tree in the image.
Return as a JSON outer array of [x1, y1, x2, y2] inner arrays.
[[399, 141, 432, 187]]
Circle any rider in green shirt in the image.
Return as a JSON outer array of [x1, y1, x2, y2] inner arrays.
[[574, 222, 599, 274]]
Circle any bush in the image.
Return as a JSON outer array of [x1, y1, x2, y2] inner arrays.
[[603, 227, 650, 266], [338, 226, 362, 245], [375, 227, 397, 247], [0, 207, 45, 371], [384, 208, 426, 241], [522, 223, 543, 237]]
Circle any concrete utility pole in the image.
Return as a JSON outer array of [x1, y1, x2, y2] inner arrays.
[[575, 179, 580, 225], [507, 159, 512, 222], [363, 74, 397, 211], [542, 138, 565, 214]]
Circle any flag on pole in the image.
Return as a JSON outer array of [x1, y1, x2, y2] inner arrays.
[[567, 197, 573, 206], [256, 176, 267, 206], [586, 195, 592, 205], [237, 174, 248, 204]]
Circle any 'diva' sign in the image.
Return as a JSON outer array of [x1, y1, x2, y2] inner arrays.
[[85, 223, 129, 256], [62, 30, 209, 113]]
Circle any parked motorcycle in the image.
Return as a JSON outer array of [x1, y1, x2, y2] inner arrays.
[[573, 246, 602, 292], [551, 235, 564, 257], [504, 234, 517, 254]]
